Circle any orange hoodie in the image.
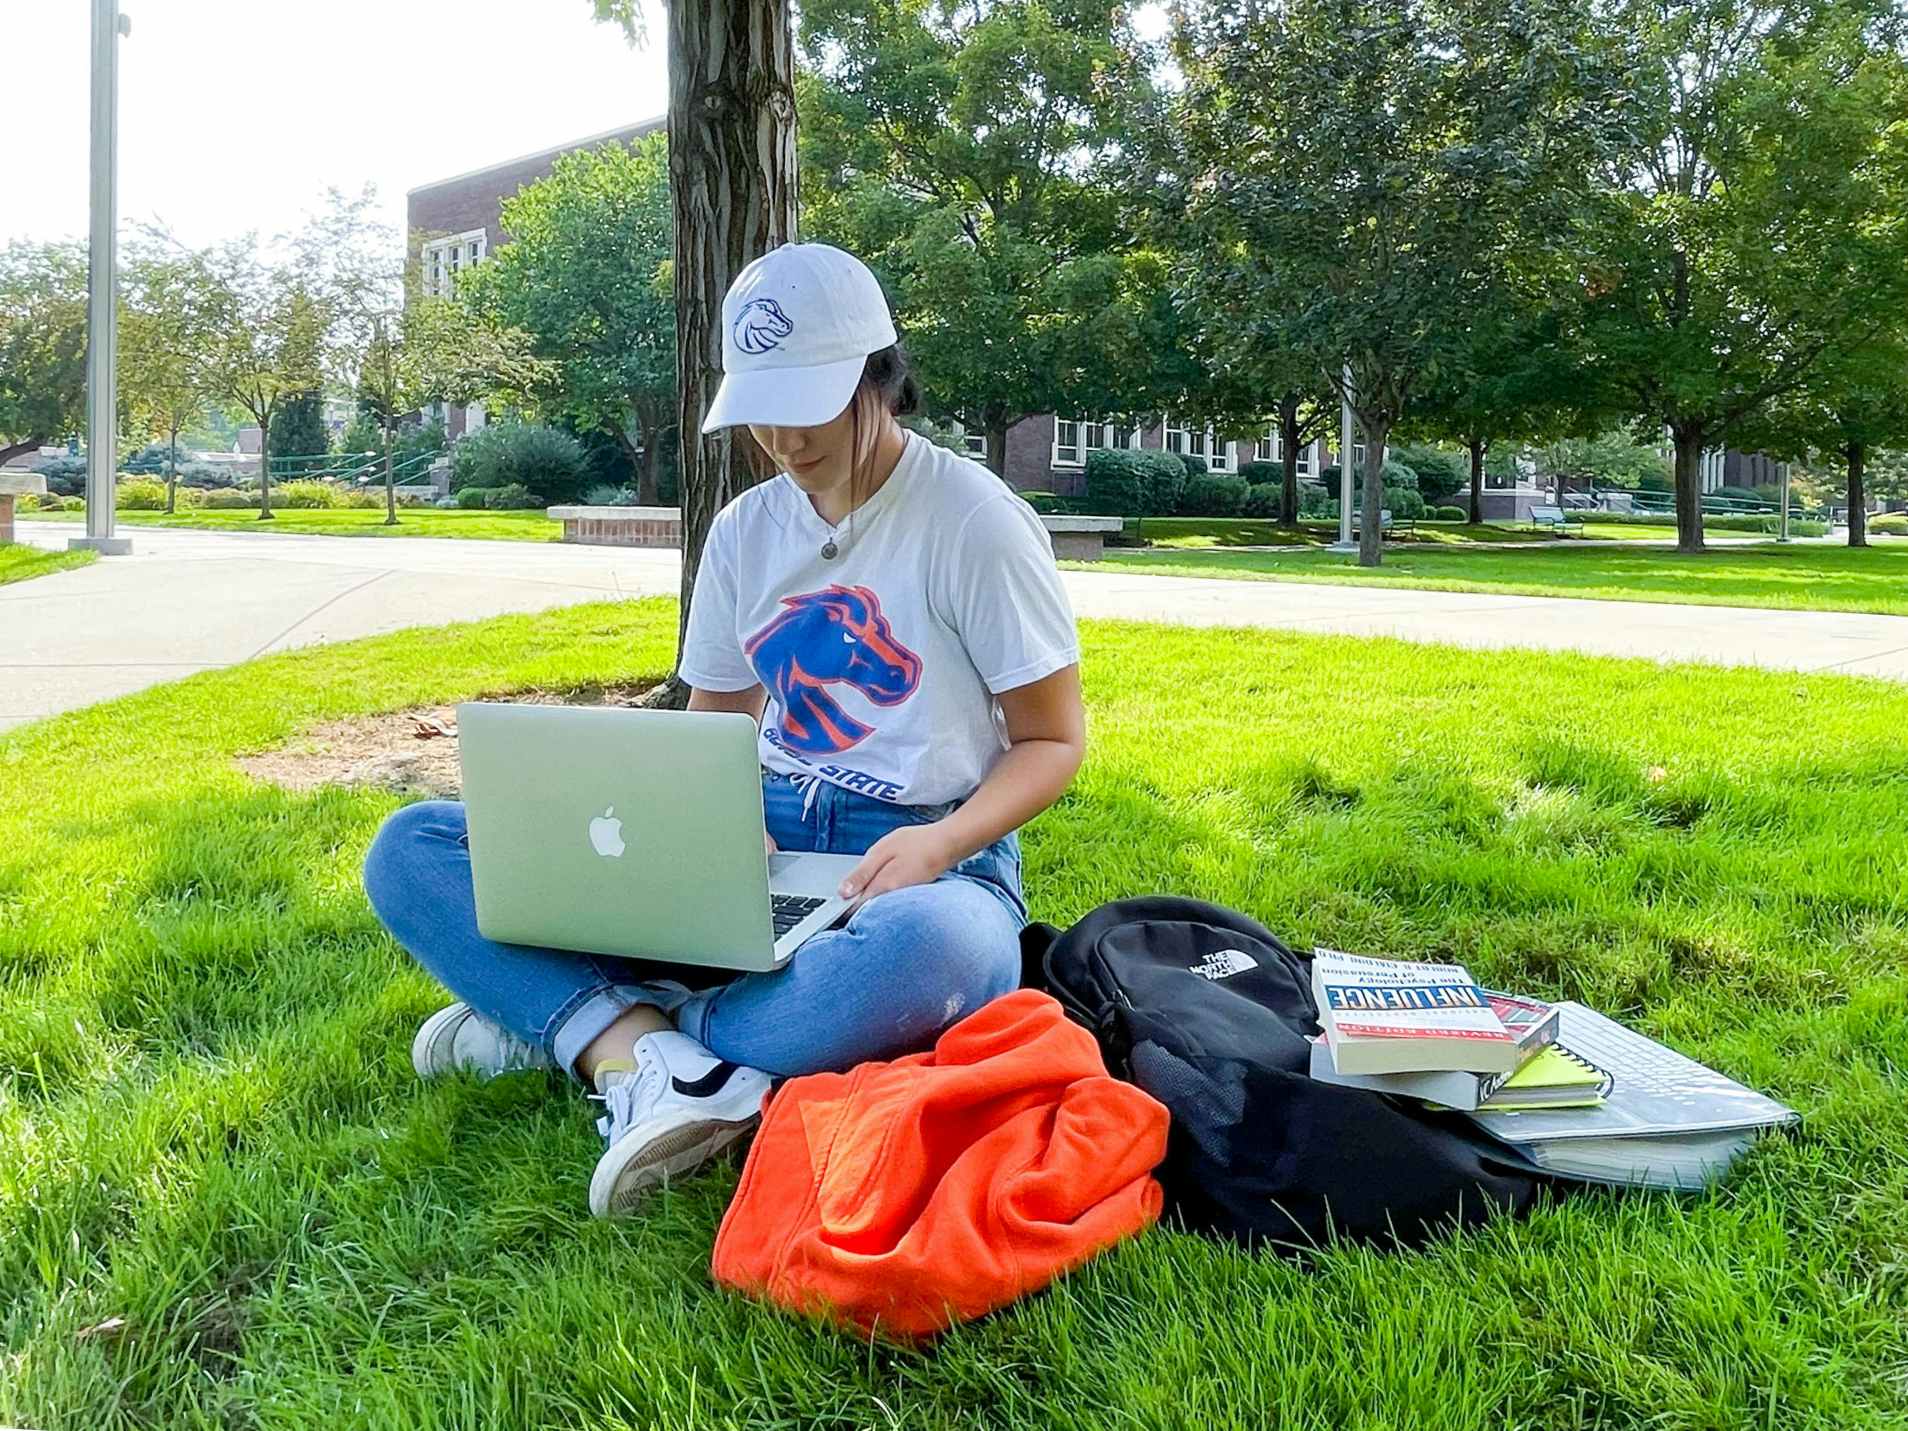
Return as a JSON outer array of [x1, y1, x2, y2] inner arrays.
[[711, 989, 1168, 1339]]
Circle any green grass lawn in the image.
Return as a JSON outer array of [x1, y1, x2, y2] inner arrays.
[[1088, 538, 1908, 616], [26, 505, 562, 541], [0, 544, 95, 586], [3, 605, 1903, 1426]]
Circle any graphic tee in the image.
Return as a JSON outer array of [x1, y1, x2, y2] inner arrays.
[[679, 432, 1080, 806]]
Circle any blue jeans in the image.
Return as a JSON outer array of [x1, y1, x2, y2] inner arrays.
[[363, 771, 1027, 1080]]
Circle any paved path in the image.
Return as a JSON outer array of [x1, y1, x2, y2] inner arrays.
[[6, 520, 1906, 731]]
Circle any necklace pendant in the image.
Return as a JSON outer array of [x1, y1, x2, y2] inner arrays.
[[821, 537, 838, 560]]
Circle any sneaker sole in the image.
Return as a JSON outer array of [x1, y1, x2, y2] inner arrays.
[[588, 1114, 760, 1217], [411, 1004, 470, 1080]]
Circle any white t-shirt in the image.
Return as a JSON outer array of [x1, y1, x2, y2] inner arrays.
[[679, 432, 1080, 807]]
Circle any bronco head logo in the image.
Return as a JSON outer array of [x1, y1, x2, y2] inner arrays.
[[744, 585, 923, 756], [732, 297, 794, 356]]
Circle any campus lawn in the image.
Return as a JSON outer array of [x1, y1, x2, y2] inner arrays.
[[1088, 537, 1908, 616], [3, 604, 1903, 1427], [0, 544, 95, 587], [25, 505, 563, 541]]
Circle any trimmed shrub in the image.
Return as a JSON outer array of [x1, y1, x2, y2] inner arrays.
[[1297, 482, 1334, 517], [116, 478, 167, 510], [1239, 460, 1283, 486], [1179, 453, 1208, 478], [1242, 484, 1285, 519], [450, 424, 588, 505], [1587, 510, 1829, 535], [1431, 505, 1468, 521], [585, 483, 637, 507], [340, 488, 384, 509], [1715, 485, 1766, 506], [1318, 459, 1418, 492], [456, 486, 497, 510], [1864, 514, 1905, 535], [28, 493, 68, 511], [200, 488, 261, 509], [1388, 445, 1467, 504], [274, 480, 347, 509], [1384, 486, 1427, 520], [1141, 451, 1188, 515], [33, 454, 88, 497], [1083, 450, 1146, 517], [179, 463, 238, 489], [483, 483, 541, 510], [1179, 473, 1247, 517]]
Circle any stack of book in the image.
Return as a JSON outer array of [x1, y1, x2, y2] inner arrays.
[[1308, 948, 1796, 1190]]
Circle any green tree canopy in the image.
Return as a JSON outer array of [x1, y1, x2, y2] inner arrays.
[[0, 241, 88, 467], [459, 135, 677, 503], [797, 0, 1160, 472]]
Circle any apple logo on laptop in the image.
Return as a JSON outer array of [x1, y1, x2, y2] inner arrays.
[[588, 806, 626, 858]]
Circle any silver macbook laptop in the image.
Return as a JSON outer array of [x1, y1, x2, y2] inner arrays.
[[457, 702, 860, 971]]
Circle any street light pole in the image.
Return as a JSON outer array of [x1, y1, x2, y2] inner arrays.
[[74, 0, 133, 556], [1331, 362, 1356, 552], [1778, 461, 1792, 543]]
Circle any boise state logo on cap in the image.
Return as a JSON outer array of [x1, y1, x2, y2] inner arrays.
[[733, 298, 794, 355]]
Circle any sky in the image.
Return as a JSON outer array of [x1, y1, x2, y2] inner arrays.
[[2, 0, 670, 251]]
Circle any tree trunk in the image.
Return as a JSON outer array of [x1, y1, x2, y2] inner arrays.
[[985, 421, 1008, 480], [0, 438, 46, 467], [660, 0, 797, 704], [166, 426, 179, 514], [1468, 436, 1485, 526], [637, 413, 661, 506], [1847, 442, 1867, 547], [257, 414, 275, 520], [1279, 394, 1300, 526], [1670, 424, 1705, 553], [383, 418, 398, 526], [1359, 418, 1388, 567]]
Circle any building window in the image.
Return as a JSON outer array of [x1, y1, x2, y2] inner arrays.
[[1054, 419, 1082, 467], [1163, 415, 1231, 469], [1700, 448, 1726, 492], [1256, 429, 1279, 463], [420, 228, 488, 297]]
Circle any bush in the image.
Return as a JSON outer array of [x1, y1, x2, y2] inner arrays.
[[1318, 459, 1418, 492], [1082, 451, 1145, 516], [199, 488, 261, 509], [179, 463, 238, 489], [1141, 451, 1188, 515], [1388, 444, 1467, 504], [449, 424, 587, 505], [456, 486, 497, 510], [115, 478, 167, 510], [1865, 514, 1906, 535], [483, 482, 542, 510], [28, 493, 68, 511], [585, 483, 637, 507], [340, 488, 385, 509], [1241, 484, 1285, 519], [1239, 460, 1283, 487], [1179, 453, 1208, 478], [1297, 482, 1335, 517], [274, 479, 347, 509], [31, 453, 88, 496], [1431, 505, 1468, 521], [1178, 473, 1247, 517], [1384, 485, 1427, 520], [1588, 510, 1829, 536], [1715, 485, 1766, 507]]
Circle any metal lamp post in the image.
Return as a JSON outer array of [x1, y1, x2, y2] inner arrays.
[[73, 0, 133, 556], [1778, 461, 1792, 543]]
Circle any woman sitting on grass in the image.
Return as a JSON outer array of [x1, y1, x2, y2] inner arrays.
[[364, 243, 1085, 1216]]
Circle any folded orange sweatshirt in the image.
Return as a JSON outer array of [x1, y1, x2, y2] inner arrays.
[[711, 988, 1168, 1340]]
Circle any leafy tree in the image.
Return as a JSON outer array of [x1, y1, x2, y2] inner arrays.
[[120, 246, 211, 512], [171, 236, 330, 520], [459, 135, 676, 504], [267, 393, 327, 469], [1740, 334, 1908, 545], [1568, 0, 1908, 551], [1528, 428, 1673, 495], [592, 0, 797, 703], [1167, 0, 1615, 565], [797, 0, 1158, 472], [0, 241, 88, 467]]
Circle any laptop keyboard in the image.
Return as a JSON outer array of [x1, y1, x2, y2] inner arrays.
[[770, 893, 827, 937]]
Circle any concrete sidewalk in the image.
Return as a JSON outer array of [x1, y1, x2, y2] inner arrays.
[[6, 519, 1906, 732]]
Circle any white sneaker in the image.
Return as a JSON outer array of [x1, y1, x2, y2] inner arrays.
[[411, 1002, 556, 1080], [587, 1030, 770, 1217]]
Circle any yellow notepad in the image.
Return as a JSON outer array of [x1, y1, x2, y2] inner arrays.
[[1474, 1045, 1612, 1112]]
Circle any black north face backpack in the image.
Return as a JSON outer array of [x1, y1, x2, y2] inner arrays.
[[1020, 897, 1557, 1250]]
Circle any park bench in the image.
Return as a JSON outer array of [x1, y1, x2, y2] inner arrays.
[[548, 506, 1126, 561], [1348, 508, 1413, 538], [0, 471, 47, 545], [1527, 504, 1584, 537]]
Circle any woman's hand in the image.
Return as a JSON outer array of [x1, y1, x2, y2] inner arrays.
[[839, 823, 958, 902]]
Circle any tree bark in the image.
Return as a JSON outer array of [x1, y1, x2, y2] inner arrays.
[[1847, 442, 1867, 547], [1278, 394, 1301, 526], [257, 413, 275, 520], [1670, 424, 1705, 553], [1467, 435, 1485, 525], [165, 426, 179, 514], [637, 413, 661, 505], [1359, 418, 1388, 567], [662, 0, 798, 698], [0, 438, 47, 467], [985, 421, 1008, 479]]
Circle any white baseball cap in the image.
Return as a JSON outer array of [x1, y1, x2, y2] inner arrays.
[[700, 243, 900, 433]]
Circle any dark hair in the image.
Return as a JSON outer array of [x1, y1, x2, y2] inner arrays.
[[861, 342, 922, 417]]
